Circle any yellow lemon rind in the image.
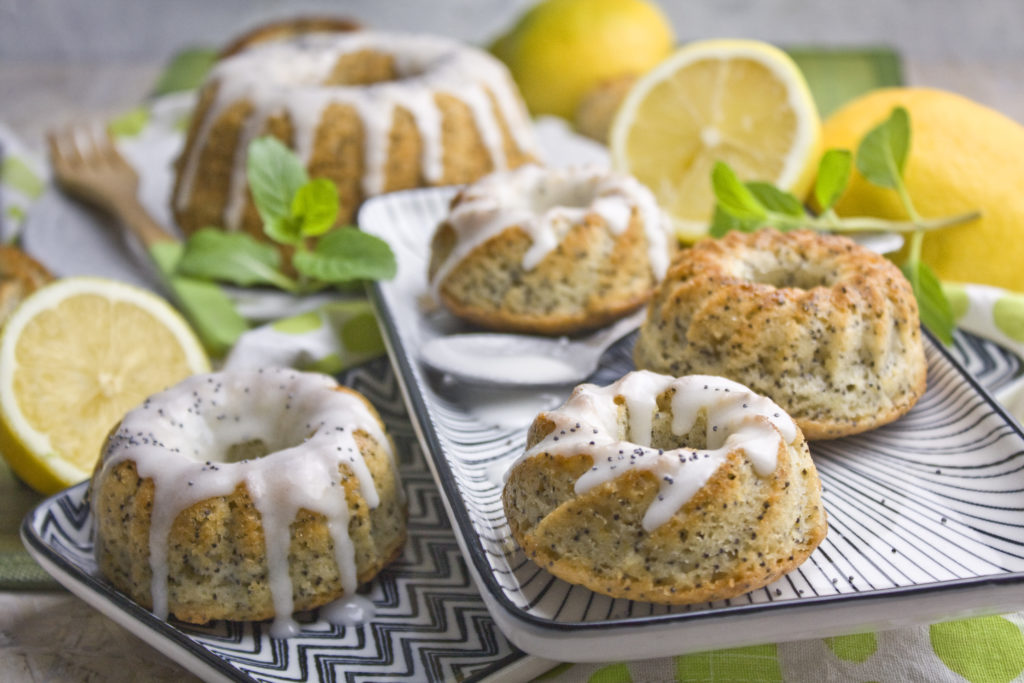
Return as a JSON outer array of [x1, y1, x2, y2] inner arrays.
[[0, 277, 209, 494]]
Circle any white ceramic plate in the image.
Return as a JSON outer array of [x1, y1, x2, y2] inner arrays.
[[359, 186, 1024, 662]]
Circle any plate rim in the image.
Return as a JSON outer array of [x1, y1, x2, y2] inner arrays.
[[20, 483, 247, 682], [360, 186, 1024, 643], [18, 359, 538, 683]]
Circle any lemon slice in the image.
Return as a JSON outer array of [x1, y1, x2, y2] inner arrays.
[[610, 39, 821, 241], [0, 277, 209, 494]]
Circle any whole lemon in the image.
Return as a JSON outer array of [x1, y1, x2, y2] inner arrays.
[[821, 87, 1024, 292], [492, 0, 675, 120]]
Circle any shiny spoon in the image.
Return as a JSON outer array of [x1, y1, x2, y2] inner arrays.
[[420, 308, 647, 386]]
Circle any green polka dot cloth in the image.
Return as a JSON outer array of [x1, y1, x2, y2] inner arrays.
[[0, 121, 47, 239], [537, 615, 1024, 682]]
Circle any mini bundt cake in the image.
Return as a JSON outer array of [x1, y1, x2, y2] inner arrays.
[[90, 368, 406, 636], [427, 164, 674, 335], [634, 228, 928, 439], [173, 31, 538, 240], [503, 370, 827, 604], [0, 246, 52, 327]]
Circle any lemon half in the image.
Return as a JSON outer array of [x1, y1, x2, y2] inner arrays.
[[0, 277, 209, 494], [610, 39, 822, 242]]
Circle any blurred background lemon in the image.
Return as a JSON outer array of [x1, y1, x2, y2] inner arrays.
[[491, 0, 674, 120], [821, 87, 1024, 293]]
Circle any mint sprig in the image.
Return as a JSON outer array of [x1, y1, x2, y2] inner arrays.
[[710, 106, 980, 344], [176, 137, 396, 294]]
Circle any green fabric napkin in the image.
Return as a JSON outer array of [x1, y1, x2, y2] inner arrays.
[[0, 460, 58, 589]]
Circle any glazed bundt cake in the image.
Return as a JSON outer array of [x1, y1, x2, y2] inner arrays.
[[427, 164, 674, 335], [503, 370, 827, 604], [90, 368, 406, 636], [633, 228, 927, 439], [173, 31, 538, 240]]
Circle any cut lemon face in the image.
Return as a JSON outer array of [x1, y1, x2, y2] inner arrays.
[[610, 39, 822, 242], [0, 277, 209, 494]]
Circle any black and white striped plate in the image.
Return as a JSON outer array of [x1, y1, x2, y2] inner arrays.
[[360, 187, 1024, 662], [21, 360, 552, 683]]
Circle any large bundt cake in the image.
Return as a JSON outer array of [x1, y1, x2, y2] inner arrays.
[[427, 164, 674, 335], [90, 368, 406, 636], [172, 31, 538, 240], [503, 370, 827, 604], [633, 228, 927, 439]]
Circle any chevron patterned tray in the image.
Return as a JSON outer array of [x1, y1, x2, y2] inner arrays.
[[21, 360, 548, 683]]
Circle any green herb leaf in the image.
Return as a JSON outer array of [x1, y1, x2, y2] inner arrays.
[[246, 137, 308, 233], [152, 48, 217, 96], [176, 227, 296, 291], [856, 106, 910, 190], [901, 259, 955, 345], [711, 162, 767, 221], [293, 228, 397, 283], [709, 206, 759, 238], [149, 241, 249, 358], [746, 182, 805, 218], [263, 215, 303, 246], [814, 149, 852, 210], [291, 178, 339, 238]]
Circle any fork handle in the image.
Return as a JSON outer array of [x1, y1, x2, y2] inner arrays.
[[110, 194, 179, 249]]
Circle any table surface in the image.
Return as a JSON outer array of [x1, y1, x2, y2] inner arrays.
[[1, 49, 1022, 682]]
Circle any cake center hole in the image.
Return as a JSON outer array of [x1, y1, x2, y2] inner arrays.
[[223, 439, 273, 463], [528, 177, 600, 214], [648, 410, 711, 452], [324, 50, 420, 86], [739, 253, 838, 289]]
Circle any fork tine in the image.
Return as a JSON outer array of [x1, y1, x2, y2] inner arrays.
[[52, 125, 85, 168], [46, 130, 67, 167]]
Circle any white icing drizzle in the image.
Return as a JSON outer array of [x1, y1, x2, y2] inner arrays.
[[93, 368, 396, 636], [321, 593, 376, 627], [515, 371, 797, 531], [430, 164, 673, 293], [174, 31, 538, 230]]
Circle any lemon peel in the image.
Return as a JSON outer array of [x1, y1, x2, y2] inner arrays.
[[0, 277, 209, 494]]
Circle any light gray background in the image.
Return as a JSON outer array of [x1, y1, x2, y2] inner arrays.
[[1, 0, 1023, 143], [2, 0, 1022, 62]]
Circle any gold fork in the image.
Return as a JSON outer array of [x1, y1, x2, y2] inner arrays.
[[47, 124, 176, 250], [46, 124, 248, 356]]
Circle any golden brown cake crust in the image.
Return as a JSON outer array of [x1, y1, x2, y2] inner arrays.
[[172, 34, 537, 241], [503, 382, 827, 604], [91, 385, 407, 625], [430, 207, 661, 336], [218, 16, 361, 59], [0, 246, 52, 327], [633, 229, 927, 439]]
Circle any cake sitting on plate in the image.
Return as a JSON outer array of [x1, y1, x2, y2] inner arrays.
[[172, 30, 538, 240]]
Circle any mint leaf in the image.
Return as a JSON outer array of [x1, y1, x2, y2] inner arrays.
[[152, 48, 217, 96], [709, 206, 758, 238], [247, 137, 308, 232], [293, 228, 397, 283], [176, 227, 296, 290], [149, 241, 249, 358], [814, 149, 852, 211], [712, 162, 767, 221], [856, 106, 910, 190], [746, 182, 804, 218], [292, 178, 339, 238], [263, 215, 302, 246], [901, 259, 954, 345]]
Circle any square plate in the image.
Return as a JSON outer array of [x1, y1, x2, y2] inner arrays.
[[359, 186, 1024, 662], [21, 360, 550, 683]]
